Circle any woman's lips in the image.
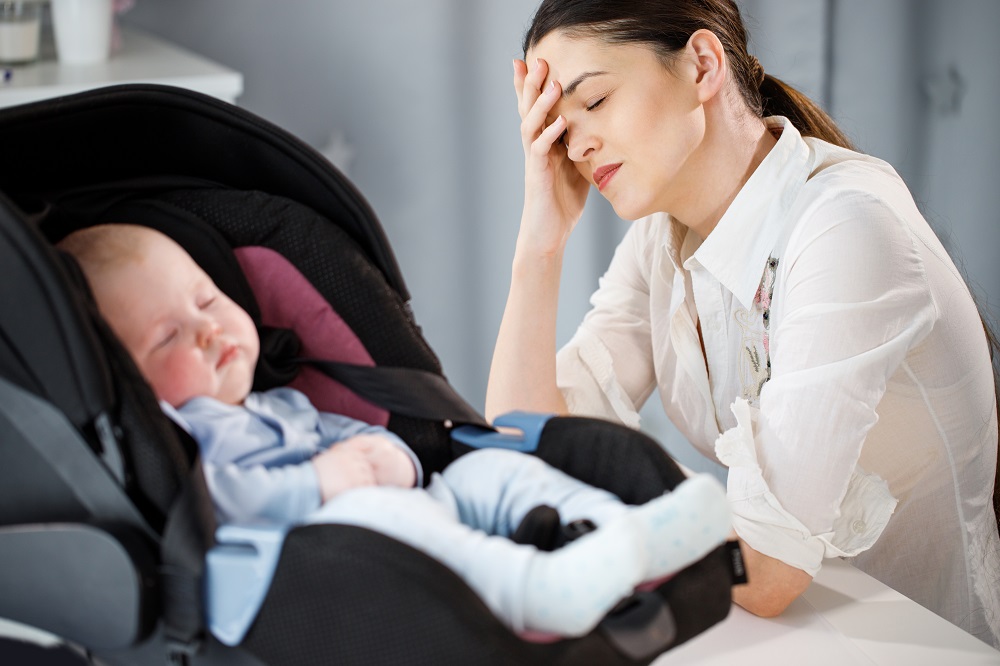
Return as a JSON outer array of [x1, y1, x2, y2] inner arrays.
[[593, 163, 622, 191]]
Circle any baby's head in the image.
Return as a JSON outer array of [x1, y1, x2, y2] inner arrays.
[[58, 224, 260, 408]]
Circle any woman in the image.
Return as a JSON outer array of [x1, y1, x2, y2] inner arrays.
[[485, 0, 1000, 647]]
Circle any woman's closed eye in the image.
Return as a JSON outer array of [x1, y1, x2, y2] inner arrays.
[[556, 93, 609, 146], [586, 95, 607, 111]]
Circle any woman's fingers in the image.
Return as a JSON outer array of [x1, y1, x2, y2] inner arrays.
[[531, 113, 567, 158], [521, 80, 563, 151], [515, 58, 567, 159], [516, 57, 552, 120], [513, 58, 528, 109]]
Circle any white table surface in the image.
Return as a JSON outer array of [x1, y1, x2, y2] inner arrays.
[[654, 558, 1000, 664], [0, 27, 243, 108]]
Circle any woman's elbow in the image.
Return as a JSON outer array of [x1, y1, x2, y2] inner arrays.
[[732, 541, 813, 617], [733, 585, 801, 617]]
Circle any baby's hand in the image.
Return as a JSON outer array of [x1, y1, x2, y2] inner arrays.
[[341, 434, 417, 489], [311, 443, 377, 502]]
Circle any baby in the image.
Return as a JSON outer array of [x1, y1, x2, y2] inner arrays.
[[59, 223, 731, 643]]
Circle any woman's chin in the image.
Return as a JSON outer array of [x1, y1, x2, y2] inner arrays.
[[606, 196, 652, 223]]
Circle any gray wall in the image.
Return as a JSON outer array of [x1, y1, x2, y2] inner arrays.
[[122, 1, 1000, 475]]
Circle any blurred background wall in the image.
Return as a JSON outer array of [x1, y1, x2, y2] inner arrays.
[[123, 0, 1000, 476]]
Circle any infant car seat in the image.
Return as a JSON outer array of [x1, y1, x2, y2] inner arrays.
[[0, 85, 742, 666]]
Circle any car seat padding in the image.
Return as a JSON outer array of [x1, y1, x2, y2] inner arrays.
[[234, 246, 388, 426]]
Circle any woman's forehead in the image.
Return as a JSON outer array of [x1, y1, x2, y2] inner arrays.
[[528, 32, 656, 88], [528, 32, 603, 70]]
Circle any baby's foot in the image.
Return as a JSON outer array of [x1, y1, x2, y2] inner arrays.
[[519, 474, 730, 637], [631, 473, 731, 581]]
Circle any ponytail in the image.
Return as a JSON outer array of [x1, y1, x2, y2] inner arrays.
[[758, 74, 855, 151]]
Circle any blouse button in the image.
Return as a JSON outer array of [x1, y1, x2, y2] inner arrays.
[[851, 520, 866, 534]]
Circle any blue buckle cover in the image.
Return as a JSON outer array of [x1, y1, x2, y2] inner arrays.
[[450, 411, 554, 453]]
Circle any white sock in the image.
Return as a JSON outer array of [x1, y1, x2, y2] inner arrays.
[[633, 473, 731, 581], [520, 473, 730, 636]]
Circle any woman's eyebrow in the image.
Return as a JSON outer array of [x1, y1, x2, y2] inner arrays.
[[562, 71, 608, 98]]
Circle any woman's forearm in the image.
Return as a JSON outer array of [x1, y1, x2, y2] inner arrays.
[[489, 57, 590, 423], [485, 243, 569, 422]]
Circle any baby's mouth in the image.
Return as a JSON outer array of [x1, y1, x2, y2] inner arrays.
[[217, 345, 239, 369]]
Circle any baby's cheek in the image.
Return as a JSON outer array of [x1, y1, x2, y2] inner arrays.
[[150, 351, 213, 407]]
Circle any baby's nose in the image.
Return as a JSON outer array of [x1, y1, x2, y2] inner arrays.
[[196, 320, 221, 348]]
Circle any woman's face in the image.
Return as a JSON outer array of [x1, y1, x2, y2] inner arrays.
[[527, 31, 707, 221]]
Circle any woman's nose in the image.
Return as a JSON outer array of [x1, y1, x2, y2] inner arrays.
[[564, 131, 596, 162]]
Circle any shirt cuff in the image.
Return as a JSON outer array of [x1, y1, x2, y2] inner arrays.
[[716, 399, 898, 576]]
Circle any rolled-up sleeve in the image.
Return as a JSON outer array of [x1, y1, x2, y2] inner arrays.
[[717, 398, 897, 575], [556, 220, 660, 429]]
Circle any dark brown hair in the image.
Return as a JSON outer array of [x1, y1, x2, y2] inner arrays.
[[522, 0, 855, 149]]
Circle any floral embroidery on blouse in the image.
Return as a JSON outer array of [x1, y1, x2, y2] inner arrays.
[[735, 256, 779, 403]]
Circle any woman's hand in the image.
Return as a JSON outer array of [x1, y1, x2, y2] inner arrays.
[[514, 58, 591, 257]]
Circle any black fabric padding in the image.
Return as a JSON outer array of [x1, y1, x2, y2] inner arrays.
[[533, 417, 687, 504], [242, 524, 641, 666], [254, 327, 303, 391], [242, 524, 529, 666], [651, 544, 733, 647]]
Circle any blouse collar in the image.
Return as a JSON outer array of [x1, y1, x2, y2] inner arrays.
[[662, 117, 811, 309]]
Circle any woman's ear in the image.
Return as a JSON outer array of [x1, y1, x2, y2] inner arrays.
[[687, 29, 727, 103]]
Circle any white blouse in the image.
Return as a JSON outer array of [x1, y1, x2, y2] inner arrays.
[[556, 117, 1000, 647]]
